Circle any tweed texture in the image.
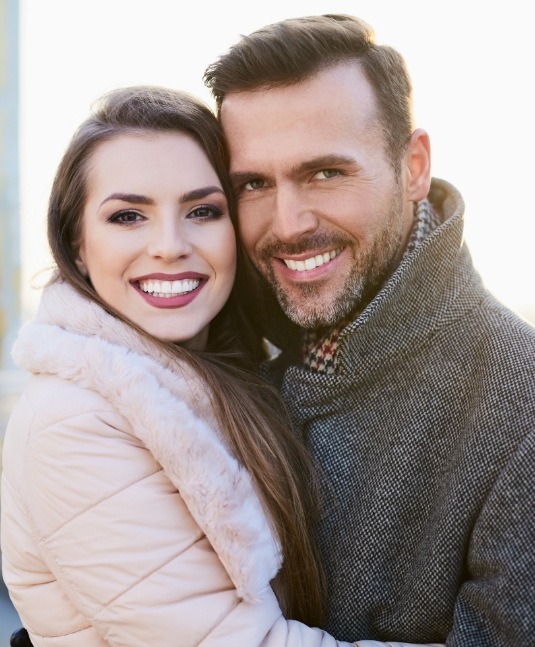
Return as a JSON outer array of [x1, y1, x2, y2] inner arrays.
[[262, 178, 535, 646]]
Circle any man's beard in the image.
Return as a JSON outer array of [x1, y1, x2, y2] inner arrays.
[[255, 191, 407, 329]]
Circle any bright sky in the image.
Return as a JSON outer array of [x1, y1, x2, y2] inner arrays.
[[19, 0, 534, 321]]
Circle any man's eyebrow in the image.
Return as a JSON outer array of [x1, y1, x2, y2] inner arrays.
[[229, 155, 359, 186], [98, 186, 225, 209], [296, 154, 358, 174], [229, 171, 261, 186]]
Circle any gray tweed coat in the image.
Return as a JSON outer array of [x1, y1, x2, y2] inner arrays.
[[261, 178, 535, 646]]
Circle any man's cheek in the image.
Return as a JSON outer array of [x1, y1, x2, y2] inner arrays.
[[238, 220, 261, 255]]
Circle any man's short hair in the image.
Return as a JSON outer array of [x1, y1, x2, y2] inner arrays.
[[204, 14, 414, 170]]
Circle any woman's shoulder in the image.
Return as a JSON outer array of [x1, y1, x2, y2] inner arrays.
[[14, 373, 124, 433], [3, 373, 160, 530], [3, 374, 141, 488]]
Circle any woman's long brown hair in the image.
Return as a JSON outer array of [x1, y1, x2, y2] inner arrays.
[[46, 86, 325, 624]]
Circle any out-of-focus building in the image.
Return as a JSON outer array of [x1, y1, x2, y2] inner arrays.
[[0, 0, 20, 373], [0, 0, 24, 440], [1, 1, 24, 642]]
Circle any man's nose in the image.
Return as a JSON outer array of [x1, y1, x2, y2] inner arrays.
[[271, 186, 319, 243], [147, 216, 192, 261]]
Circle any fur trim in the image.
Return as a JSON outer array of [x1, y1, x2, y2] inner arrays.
[[12, 281, 282, 601]]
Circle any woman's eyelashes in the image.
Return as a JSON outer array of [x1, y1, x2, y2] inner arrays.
[[107, 205, 225, 225], [186, 204, 225, 221], [107, 210, 145, 225]]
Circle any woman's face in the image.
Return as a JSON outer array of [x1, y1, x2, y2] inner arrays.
[[77, 132, 236, 350]]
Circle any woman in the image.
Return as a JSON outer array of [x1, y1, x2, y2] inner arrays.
[[1, 86, 439, 647]]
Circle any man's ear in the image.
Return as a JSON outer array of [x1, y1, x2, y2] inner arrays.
[[405, 128, 431, 202]]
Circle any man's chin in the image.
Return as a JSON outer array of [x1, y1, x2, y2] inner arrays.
[[275, 290, 352, 330], [262, 264, 363, 328]]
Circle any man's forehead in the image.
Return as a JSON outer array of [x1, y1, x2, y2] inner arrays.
[[221, 61, 373, 108], [220, 63, 379, 143]]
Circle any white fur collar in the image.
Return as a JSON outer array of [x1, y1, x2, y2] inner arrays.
[[12, 281, 282, 601]]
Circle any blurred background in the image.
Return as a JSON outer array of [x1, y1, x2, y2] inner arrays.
[[1, 0, 534, 642]]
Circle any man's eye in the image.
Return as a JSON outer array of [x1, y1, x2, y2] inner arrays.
[[244, 179, 265, 191], [108, 210, 144, 224], [314, 169, 341, 180]]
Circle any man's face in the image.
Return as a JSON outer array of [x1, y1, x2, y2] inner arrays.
[[221, 62, 426, 329]]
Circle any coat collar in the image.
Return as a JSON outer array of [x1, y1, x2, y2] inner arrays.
[[336, 178, 481, 374], [263, 178, 485, 389]]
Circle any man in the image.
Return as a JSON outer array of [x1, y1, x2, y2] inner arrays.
[[204, 13, 535, 646]]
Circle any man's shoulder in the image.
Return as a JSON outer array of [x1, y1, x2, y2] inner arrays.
[[469, 293, 535, 360]]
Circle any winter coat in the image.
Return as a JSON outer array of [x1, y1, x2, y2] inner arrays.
[[260, 178, 535, 646], [1, 281, 360, 647]]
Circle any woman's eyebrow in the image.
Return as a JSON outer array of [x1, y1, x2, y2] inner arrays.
[[99, 193, 153, 208], [179, 186, 225, 202], [99, 186, 224, 209]]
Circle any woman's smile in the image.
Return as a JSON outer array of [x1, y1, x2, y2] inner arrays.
[[131, 272, 208, 308]]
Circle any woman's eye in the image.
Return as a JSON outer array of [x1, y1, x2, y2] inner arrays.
[[314, 169, 340, 180], [187, 205, 223, 221], [108, 210, 144, 224]]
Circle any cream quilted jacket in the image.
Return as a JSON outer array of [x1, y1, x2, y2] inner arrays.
[[1, 281, 440, 647]]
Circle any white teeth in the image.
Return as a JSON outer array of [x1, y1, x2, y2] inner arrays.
[[283, 248, 342, 272], [138, 278, 200, 297]]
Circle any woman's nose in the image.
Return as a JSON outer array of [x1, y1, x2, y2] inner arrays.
[[147, 216, 192, 261]]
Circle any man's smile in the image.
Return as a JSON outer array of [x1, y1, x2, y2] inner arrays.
[[281, 248, 343, 272]]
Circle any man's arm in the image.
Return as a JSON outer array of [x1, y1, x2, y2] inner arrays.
[[448, 431, 535, 645]]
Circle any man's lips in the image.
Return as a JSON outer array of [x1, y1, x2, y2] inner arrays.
[[278, 247, 343, 272]]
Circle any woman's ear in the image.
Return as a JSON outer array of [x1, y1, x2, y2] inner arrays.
[[405, 128, 431, 202], [75, 246, 88, 277]]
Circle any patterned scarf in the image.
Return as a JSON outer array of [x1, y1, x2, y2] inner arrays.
[[302, 199, 440, 374]]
